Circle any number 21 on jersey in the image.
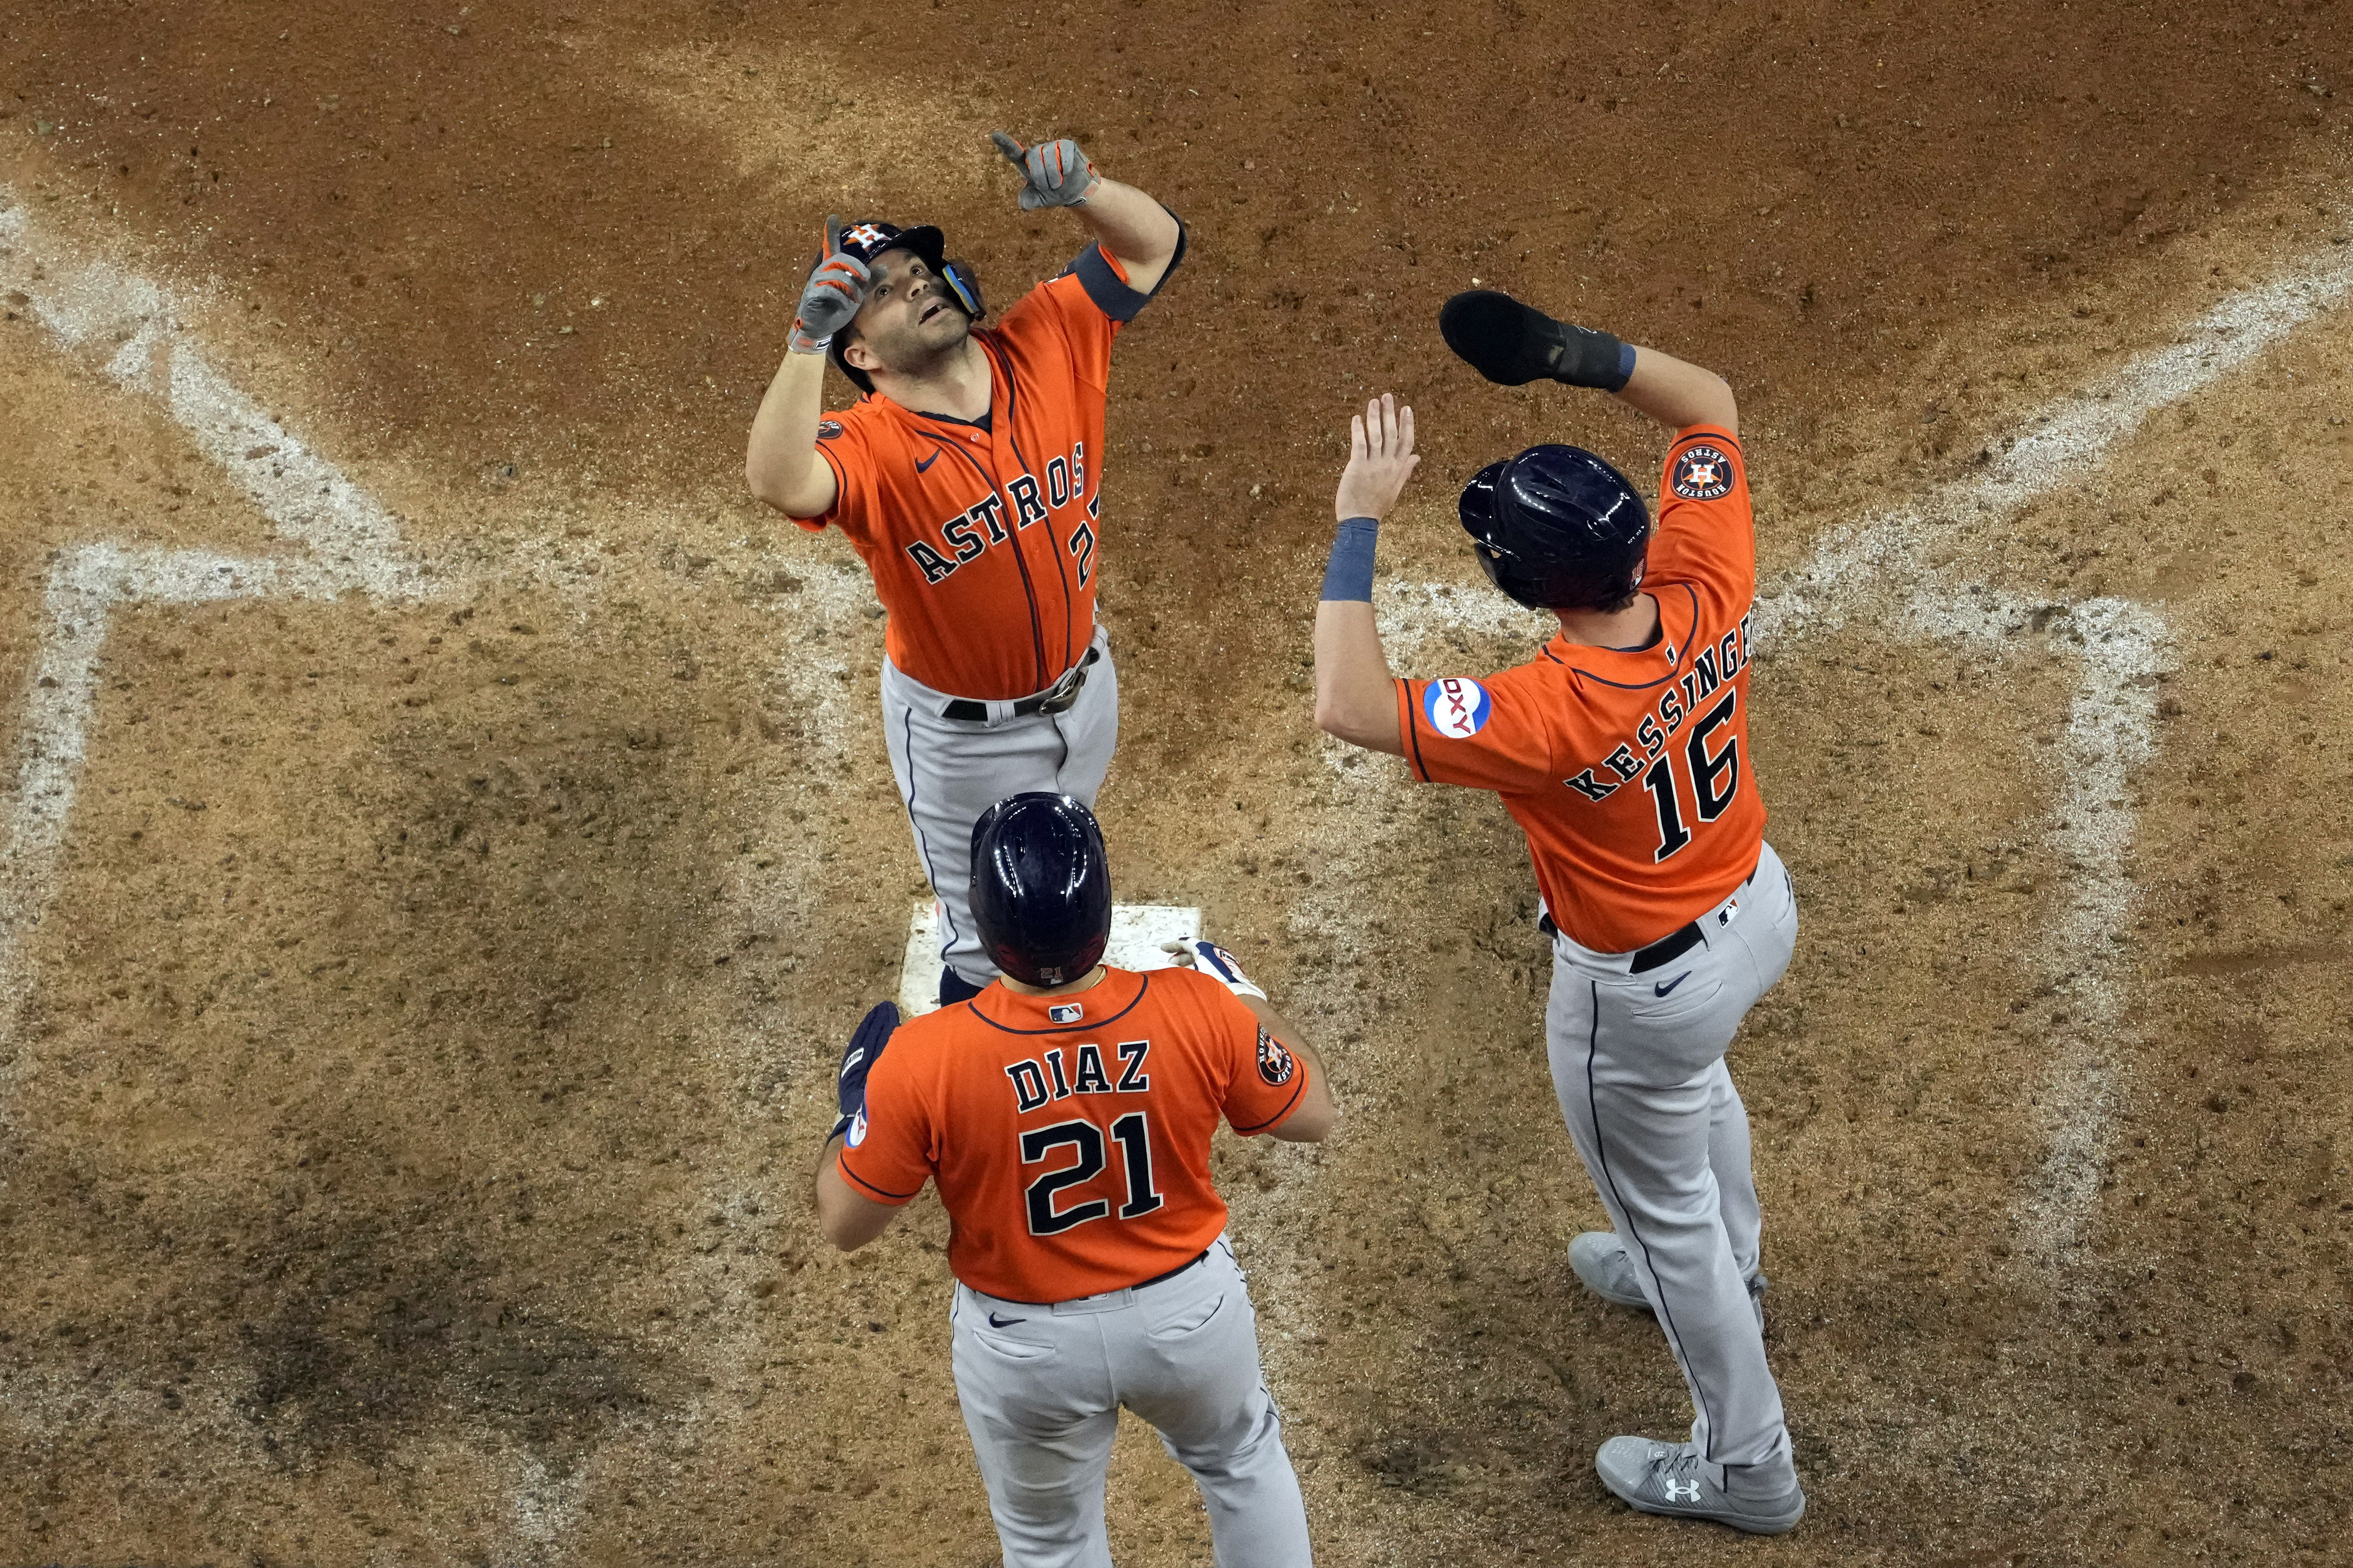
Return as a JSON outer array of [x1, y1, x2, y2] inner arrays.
[[1021, 1114, 1163, 1235]]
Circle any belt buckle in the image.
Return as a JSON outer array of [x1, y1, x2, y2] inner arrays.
[[1037, 666, 1087, 715]]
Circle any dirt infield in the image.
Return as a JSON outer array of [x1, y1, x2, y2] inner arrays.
[[2, 1, 2349, 1563]]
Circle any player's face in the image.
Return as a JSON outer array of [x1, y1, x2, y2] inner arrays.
[[846, 248, 970, 374]]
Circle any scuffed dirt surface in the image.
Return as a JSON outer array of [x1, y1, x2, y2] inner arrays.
[[1, 0, 2349, 1563]]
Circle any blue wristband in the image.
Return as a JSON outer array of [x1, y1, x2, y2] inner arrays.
[[1320, 517, 1381, 602], [1610, 340, 1637, 393]]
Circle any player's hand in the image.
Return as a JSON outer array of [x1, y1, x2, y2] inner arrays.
[[991, 131, 1102, 210], [833, 1001, 900, 1128], [1333, 392, 1420, 522], [1160, 939, 1269, 1001], [791, 215, 870, 354]]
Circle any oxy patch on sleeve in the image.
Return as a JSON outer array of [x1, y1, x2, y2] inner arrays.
[[1422, 677, 1492, 737]]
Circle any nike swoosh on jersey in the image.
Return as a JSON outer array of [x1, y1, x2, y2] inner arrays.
[[987, 1312, 1026, 1328], [1654, 971, 1692, 997], [916, 450, 941, 473]]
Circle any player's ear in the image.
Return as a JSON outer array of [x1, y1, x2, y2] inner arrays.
[[841, 332, 882, 374]]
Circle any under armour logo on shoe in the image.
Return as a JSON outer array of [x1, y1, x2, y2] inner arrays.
[[1664, 1479, 1703, 1503]]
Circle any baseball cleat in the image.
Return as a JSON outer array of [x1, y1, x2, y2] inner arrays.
[[1594, 1437, 1805, 1535], [1439, 289, 1578, 386], [1568, 1230, 1652, 1308], [1567, 1231, 1770, 1328]]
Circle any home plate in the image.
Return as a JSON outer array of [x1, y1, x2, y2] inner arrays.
[[896, 901, 1202, 1016]]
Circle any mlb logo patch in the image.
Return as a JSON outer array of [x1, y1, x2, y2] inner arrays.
[[1423, 678, 1491, 739], [1048, 1003, 1083, 1025], [847, 1109, 869, 1148]]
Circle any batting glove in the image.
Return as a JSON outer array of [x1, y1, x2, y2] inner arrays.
[[1160, 938, 1268, 1001], [790, 215, 870, 354], [991, 131, 1102, 210], [829, 1000, 900, 1141]]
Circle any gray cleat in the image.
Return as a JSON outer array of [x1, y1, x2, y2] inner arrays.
[[1566, 1231, 1768, 1328], [1595, 1436, 1805, 1535], [1567, 1230, 1652, 1308]]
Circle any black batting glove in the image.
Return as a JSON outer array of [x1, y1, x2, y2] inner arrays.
[[1439, 290, 1632, 391], [829, 1001, 900, 1141]]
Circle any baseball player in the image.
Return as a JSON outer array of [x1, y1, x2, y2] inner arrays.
[[812, 792, 1330, 1567], [746, 132, 1184, 1006], [1306, 291, 1804, 1533]]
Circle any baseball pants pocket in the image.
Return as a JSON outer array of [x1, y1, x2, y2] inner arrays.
[[969, 1325, 1061, 1364], [1142, 1287, 1228, 1341], [1608, 970, 1746, 1085], [1730, 840, 1800, 996]]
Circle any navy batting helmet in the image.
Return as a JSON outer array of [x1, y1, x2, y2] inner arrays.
[[1458, 445, 1651, 611], [827, 219, 985, 394], [970, 793, 1112, 988]]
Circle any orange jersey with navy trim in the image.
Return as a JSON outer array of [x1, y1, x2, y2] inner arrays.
[[1396, 425, 1766, 953], [836, 964, 1308, 1303], [804, 238, 1179, 701]]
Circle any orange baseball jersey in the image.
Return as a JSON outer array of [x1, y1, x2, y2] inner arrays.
[[836, 964, 1310, 1303], [802, 237, 1181, 702], [1396, 425, 1766, 953]]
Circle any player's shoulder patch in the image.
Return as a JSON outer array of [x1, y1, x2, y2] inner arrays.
[[1255, 1026, 1295, 1087], [817, 419, 845, 441], [1421, 677, 1492, 739], [1670, 442, 1735, 501], [846, 1108, 869, 1147]]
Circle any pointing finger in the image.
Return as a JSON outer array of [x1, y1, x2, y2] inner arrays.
[[989, 130, 1029, 166], [826, 213, 842, 255]]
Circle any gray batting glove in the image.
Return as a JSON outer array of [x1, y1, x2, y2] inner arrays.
[[991, 131, 1102, 210], [789, 215, 869, 353]]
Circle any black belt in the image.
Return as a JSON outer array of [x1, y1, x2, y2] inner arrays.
[[942, 645, 1100, 723], [1539, 854, 1762, 974], [1129, 1248, 1211, 1292], [999, 1248, 1209, 1308]]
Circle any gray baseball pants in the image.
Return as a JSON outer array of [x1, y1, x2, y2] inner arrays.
[[880, 625, 1118, 987], [1546, 839, 1801, 1500], [949, 1237, 1314, 1568]]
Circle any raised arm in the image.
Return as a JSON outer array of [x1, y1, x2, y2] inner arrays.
[[1615, 345, 1738, 438], [1312, 394, 1419, 756], [747, 220, 865, 518], [990, 132, 1182, 296], [747, 348, 840, 518], [1438, 289, 1736, 435]]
